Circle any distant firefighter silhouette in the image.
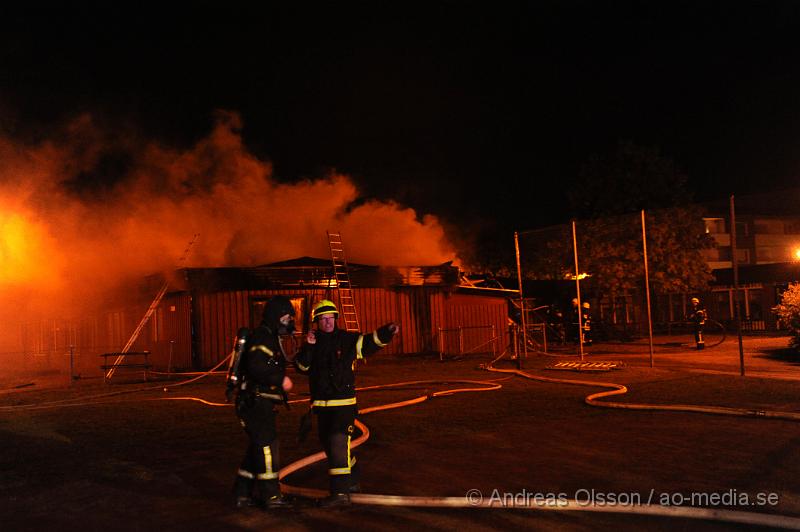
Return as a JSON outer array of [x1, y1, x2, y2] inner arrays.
[[569, 298, 592, 346], [688, 297, 707, 350], [580, 301, 592, 346]]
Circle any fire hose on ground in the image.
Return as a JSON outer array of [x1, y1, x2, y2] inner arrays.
[[272, 366, 800, 528], [4, 355, 800, 528]]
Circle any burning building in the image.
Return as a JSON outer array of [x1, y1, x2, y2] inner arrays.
[[1, 112, 486, 381], [19, 257, 514, 377]]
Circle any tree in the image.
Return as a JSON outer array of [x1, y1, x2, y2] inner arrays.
[[525, 142, 714, 301], [569, 141, 694, 217], [773, 283, 800, 351]]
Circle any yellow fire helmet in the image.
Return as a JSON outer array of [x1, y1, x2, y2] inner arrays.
[[312, 299, 339, 321]]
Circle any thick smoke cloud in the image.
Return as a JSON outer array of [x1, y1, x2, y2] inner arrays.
[[0, 111, 458, 356]]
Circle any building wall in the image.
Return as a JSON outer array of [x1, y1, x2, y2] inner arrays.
[[192, 289, 295, 369], [703, 215, 800, 268], [191, 287, 510, 368], [707, 283, 779, 331], [18, 287, 510, 373], [433, 293, 508, 356], [18, 292, 193, 377], [150, 293, 193, 370]]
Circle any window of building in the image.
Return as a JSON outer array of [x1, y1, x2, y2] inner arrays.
[[670, 294, 685, 322], [250, 296, 308, 333], [704, 218, 726, 234], [747, 288, 764, 320], [654, 294, 670, 323], [713, 291, 731, 320], [755, 246, 782, 262], [618, 294, 635, 324], [735, 248, 750, 263], [707, 246, 749, 263], [754, 219, 783, 234]]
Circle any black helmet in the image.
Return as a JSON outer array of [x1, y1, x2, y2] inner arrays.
[[311, 299, 338, 321], [263, 295, 296, 333]]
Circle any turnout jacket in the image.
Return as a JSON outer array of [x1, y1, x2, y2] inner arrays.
[[295, 324, 396, 404], [688, 307, 707, 326], [240, 324, 287, 403]]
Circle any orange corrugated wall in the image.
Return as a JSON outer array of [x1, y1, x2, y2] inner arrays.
[[192, 288, 510, 368]]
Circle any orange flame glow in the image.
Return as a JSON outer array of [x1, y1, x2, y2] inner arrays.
[[0, 111, 459, 358]]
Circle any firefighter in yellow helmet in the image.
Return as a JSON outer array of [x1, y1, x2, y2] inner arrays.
[[688, 297, 707, 349], [294, 299, 399, 507]]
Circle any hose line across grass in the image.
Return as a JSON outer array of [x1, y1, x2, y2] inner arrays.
[[5, 359, 800, 528], [275, 369, 800, 529]]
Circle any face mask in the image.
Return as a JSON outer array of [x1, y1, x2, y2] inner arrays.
[[278, 315, 295, 335]]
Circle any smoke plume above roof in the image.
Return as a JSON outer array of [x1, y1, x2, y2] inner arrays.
[[0, 111, 457, 333]]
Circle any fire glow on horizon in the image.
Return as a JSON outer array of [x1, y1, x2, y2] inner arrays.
[[0, 111, 458, 337], [0, 211, 55, 285]]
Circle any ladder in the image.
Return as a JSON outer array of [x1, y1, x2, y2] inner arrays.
[[105, 234, 199, 380], [326, 231, 360, 332]]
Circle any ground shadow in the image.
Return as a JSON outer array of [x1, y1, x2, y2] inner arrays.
[[755, 346, 800, 366]]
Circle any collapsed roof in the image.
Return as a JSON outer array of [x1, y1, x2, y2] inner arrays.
[[169, 256, 461, 292]]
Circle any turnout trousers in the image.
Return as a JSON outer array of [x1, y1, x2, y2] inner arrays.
[[234, 395, 281, 502], [316, 404, 360, 494]]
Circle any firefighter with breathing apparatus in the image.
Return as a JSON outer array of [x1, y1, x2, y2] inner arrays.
[[295, 299, 399, 507], [226, 295, 295, 510], [688, 297, 707, 350]]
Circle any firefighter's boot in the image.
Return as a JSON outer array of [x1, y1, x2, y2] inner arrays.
[[265, 494, 293, 509], [256, 480, 291, 509], [233, 475, 255, 508], [318, 492, 351, 508]]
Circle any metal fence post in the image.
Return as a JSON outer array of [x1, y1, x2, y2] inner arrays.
[[168, 340, 175, 375], [541, 322, 547, 354], [69, 345, 74, 386]]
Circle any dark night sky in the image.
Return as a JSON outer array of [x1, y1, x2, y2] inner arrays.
[[2, 1, 800, 235]]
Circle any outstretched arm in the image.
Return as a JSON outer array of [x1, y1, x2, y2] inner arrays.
[[356, 322, 400, 359]]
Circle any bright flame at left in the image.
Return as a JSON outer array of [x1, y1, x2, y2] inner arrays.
[[0, 210, 59, 287]]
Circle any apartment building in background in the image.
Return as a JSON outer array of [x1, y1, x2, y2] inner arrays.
[[698, 191, 800, 331]]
